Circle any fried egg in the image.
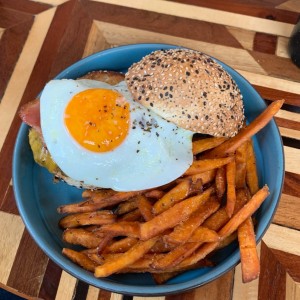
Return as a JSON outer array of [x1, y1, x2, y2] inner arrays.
[[40, 79, 194, 191]]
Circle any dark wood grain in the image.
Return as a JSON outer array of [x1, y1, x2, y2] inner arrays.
[[48, 0, 93, 78], [82, 1, 244, 49], [38, 260, 62, 300], [0, 185, 19, 215], [166, 270, 234, 300], [0, 1, 299, 299], [253, 32, 278, 54], [73, 280, 90, 300], [0, 116, 22, 208], [0, 0, 51, 14], [0, 19, 33, 101], [0, 7, 32, 28], [7, 230, 49, 297], [98, 289, 112, 300], [275, 117, 300, 131], [274, 195, 300, 230], [272, 248, 300, 282], [259, 241, 286, 300], [283, 172, 300, 198], [254, 85, 300, 105], [172, 0, 300, 24], [250, 51, 300, 82]]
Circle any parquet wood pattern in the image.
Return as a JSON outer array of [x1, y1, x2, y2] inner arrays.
[[0, 0, 299, 299]]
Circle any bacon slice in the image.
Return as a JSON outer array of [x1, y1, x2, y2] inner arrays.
[[19, 99, 41, 133]]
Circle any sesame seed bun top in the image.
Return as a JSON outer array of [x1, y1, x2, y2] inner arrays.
[[125, 49, 245, 137]]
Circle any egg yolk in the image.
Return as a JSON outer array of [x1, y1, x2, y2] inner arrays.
[[64, 88, 130, 152]]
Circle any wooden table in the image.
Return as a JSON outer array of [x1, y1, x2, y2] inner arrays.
[[1, 1, 300, 299]]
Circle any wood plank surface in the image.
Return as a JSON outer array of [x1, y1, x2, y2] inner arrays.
[[0, 0, 299, 299]]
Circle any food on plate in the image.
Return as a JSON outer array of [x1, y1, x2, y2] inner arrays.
[[246, 140, 260, 195], [21, 72, 194, 191], [126, 49, 244, 137], [225, 158, 236, 217], [58, 97, 282, 283], [38, 78, 195, 191], [238, 217, 260, 283], [18, 48, 284, 284], [20, 71, 125, 189], [60, 182, 269, 282], [20, 49, 247, 191], [202, 99, 284, 158], [58, 210, 115, 229]]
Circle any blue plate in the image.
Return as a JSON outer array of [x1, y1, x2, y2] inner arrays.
[[13, 44, 284, 296]]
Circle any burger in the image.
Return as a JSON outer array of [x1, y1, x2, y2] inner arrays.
[[19, 49, 244, 192]]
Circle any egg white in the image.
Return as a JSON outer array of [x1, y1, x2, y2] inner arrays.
[[40, 79, 194, 191]]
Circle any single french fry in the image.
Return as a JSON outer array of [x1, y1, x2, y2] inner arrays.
[[184, 157, 234, 176], [59, 211, 115, 229], [238, 218, 260, 283], [57, 190, 116, 214], [94, 237, 158, 277], [118, 208, 142, 221], [164, 196, 220, 244], [81, 189, 116, 199], [215, 167, 226, 199], [80, 247, 98, 255], [58, 190, 146, 213], [98, 221, 140, 238], [63, 228, 104, 248], [153, 178, 202, 215], [91, 253, 164, 272], [124, 253, 164, 271], [137, 195, 154, 221], [140, 187, 215, 240], [202, 207, 229, 231], [87, 253, 106, 265], [115, 199, 138, 215], [62, 248, 97, 272], [97, 234, 114, 253], [235, 188, 252, 213], [83, 225, 101, 232], [187, 227, 220, 243], [145, 190, 165, 199], [246, 140, 260, 195], [90, 252, 170, 274], [215, 232, 237, 250], [102, 237, 138, 254], [192, 137, 228, 155], [150, 236, 174, 253], [235, 141, 248, 188], [179, 169, 216, 185], [204, 100, 284, 158], [226, 158, 236, 218]]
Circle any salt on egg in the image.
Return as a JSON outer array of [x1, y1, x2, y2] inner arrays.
[[40, 79, 194, 191]]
